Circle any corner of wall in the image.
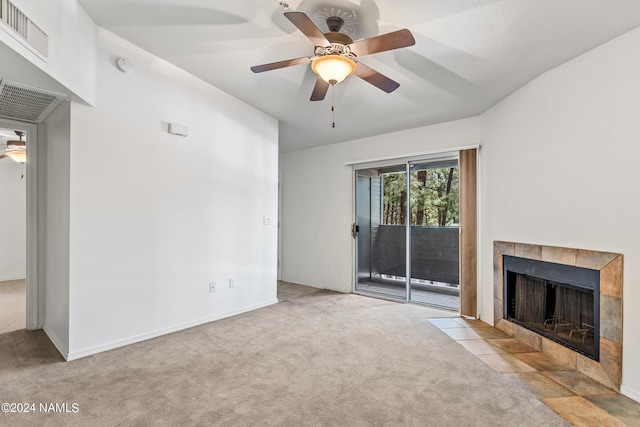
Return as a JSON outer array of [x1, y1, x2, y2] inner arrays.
[[43, 323, 69, 360]]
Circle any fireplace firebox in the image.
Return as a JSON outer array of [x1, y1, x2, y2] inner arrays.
[[503, 255, 600, 360]]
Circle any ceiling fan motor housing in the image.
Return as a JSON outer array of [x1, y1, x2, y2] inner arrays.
[[324, 31, 353, 46], [315, 32, 355, 59], [326, 16, 344, 32]]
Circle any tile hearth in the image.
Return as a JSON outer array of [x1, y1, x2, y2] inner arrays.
[[429, 317, 640, 427]]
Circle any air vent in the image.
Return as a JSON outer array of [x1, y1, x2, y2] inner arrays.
[[0, 79, 65, 123], [0, 0, 48, 57]]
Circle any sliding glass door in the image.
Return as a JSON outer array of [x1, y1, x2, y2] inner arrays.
[[355, 165, 407, 301], [408, 161, 460, 310], [354, 157, 460, 311]]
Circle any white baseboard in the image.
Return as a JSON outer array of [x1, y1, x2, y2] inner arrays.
[[324, 285, 349, 293], [621, 384, 640, 403], [0, 276, 26, 282], [66, 299, 279, 361], [43, 324, 70, 360]]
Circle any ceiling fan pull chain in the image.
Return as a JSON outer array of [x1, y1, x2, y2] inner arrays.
[[331, 84, 335, 128]]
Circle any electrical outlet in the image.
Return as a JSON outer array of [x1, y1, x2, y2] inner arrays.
[[328, 263, 332, 270], [209, 282, 216, 293], [229, 279, 235, 289]]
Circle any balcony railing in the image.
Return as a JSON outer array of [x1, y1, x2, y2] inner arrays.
[[372, 225, 459, 286]]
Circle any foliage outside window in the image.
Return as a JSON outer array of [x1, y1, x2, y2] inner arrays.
[[383, 167, 459, 226]]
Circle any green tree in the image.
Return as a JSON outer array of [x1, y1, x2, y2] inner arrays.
[[383, 167, 458, 227]]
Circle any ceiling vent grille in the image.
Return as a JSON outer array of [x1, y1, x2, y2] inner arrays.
[[0, 79, 65, 123], [0, 0, 48, 57]]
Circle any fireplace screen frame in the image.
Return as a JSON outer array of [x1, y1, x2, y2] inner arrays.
[[503, 255, 600, 361]]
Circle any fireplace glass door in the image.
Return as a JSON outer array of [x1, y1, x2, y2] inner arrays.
[[504, 255, 600, 360]]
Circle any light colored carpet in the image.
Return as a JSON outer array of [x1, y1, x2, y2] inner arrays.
[[0, 279, 25, 335], [0, 283, 569, 426]]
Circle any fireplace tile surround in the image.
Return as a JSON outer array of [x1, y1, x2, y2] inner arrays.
[[493, 241, 623, 391]]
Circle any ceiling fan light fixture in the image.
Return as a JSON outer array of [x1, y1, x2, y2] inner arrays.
[[6, 150, 26, 163], [311, 55, 356, 85]]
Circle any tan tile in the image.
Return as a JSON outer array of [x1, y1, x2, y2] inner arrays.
[[542, 370, 616, 396], [600, 295, 622, 344], [442, 320, 510, 339], [576, 338, 622, 391], [428, 318, 466, 329], [473, 327, 511, 339], [493, 268, 504, 300], [457, 339, 506, 355], [489, 338, 536, 354], [513, 325, 542, 351], [541, 338, 577, 370], [493, 243, 504, 270], [596, 338, 622, 390], [541, 246, 577, 265], [454, 318, 491, 328], [513, 351, 574, 372], [504, 372, 575, 399], [542, 396, 628, 427], [515, 243, 542, 260], [495, 319, 515, 337], [494, 241, 515, 257], [493, 298, 503, 323], [440, 328, 484, 340], [575, 249, 618, 270], [600, 255, 623, 298], [477, 353, 537, 373], [584, 394, 640, 427]]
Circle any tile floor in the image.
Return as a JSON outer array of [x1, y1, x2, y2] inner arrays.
[[429, 317, 640, 427]]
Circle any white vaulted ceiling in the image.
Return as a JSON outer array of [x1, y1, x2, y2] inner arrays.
[[76, 0, 640, 151]]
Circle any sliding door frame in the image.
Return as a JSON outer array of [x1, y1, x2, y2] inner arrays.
[[354, 164, 409, 302], [350, 146, 479, 316]]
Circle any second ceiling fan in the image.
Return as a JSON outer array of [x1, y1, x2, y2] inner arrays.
[[251, 11, 415, 101], [0, 130, 26, 163]]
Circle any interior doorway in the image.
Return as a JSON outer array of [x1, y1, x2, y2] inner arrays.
[[0, 118, 39, 332], [354, 156, 460, 311], [0, 126, 27, 333]]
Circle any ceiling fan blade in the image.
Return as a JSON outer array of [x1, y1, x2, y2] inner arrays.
[[7, 140, 25, 147], [348, 29, 415, 57], [284, 12, 331, 47], [355, 62, 400, 93], [0, 154, 6, 159], [251, 56, 313, 73], [310, 77, 330, 101]]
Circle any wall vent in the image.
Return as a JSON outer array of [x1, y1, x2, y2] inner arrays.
[[0, 79, 65, 123], [0, 0, 48, 57]]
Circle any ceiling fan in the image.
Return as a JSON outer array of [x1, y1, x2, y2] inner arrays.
[[0, 130, 27, 163], [250, 11, 415, 101]]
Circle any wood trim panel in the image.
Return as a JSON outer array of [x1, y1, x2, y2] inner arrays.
[[459, 149, 477, 317]]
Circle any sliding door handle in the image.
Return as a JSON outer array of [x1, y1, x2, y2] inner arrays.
[[352, 223, 359, 239]]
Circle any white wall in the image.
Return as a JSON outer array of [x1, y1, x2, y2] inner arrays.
[[281, 25, 640, 401], [0, 150, 26, 281], [65, 29, 278, 358], [0, 0, 96, 104], [480, 26, 640, 402], [281, 118, 480, 292], [40, 102, 71, 353]]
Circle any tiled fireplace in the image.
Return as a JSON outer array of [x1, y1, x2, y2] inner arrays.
[[493, 241, 623, 391]]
